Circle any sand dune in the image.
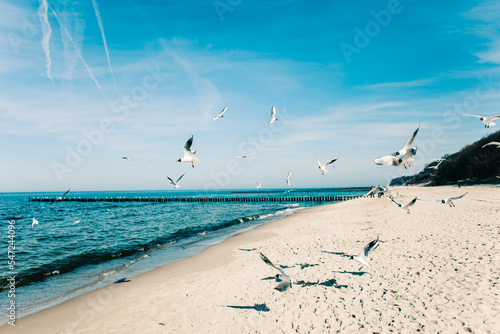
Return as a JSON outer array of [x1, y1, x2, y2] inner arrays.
[[2, 185, 499, 333]]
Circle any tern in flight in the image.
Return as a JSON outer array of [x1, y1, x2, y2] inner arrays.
[[50, 189, 71, 204], [259, 252, 292, 292], [177, 135, 200, 168], [387, 196, 417, 214], [256, 181, 262, 189], [32, 218, 39, 228], [285, 171, 292, 186], [212, 106, 227, 121], [462, 113, 500, 128], [351, 236, 380, 269], [167, 173, 185, 189], [316, 157, 338, 175], [122, 156, 131, 162], [482, 141, 500, 148], [268, 106, 278, 123]]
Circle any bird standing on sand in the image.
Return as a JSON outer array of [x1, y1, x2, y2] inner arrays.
[[387, 196, 417, 214], [268, 106, 278, 123], [462, 113, 500, 128], [351, 236, 380, 269], [50, 189, 71, 204], [32, 218, 39, 228], [212, 106, 227, 121], [285, 171, 292, 186], [482, 141, 500, 148], [316, 157, 338, 175], [259, 252, 292, 291], [167, 173, 185, 189], [177, 135, 200, 168]]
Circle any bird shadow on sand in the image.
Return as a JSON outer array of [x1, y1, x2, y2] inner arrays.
[[114, 277, 131, 283], [296, 278, 348, 289], [333, 270, 369, 276], [322, 251, 352, 258], [239, 248, 257, 252], [225, 304, 270, 312]]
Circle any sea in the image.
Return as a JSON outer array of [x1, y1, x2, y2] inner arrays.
[[0, 187, 367, 323]]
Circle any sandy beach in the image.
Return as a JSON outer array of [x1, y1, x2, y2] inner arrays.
[[2, 185, 499, 333]]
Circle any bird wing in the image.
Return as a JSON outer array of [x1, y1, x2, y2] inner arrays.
[[374, 155, 397, 166], [462, 113, 482, 119], [315, 156, 322, 167], [324, 158, 338, 166], [482, 141, 500, 148], [406, 197, 418, 207], [270, 106, 276, 119], [176, 173, 185, 183], [363, 236, 380, 257], [166, 176, 175, 184], [449, 192, 468, 200], [287, 171, 292, 179], [387, 196, 401, 206], [403, 124, 420, 150], [183, 136, 194, 155], [486, 115, 500, 121], [259, 252, 285, 275]]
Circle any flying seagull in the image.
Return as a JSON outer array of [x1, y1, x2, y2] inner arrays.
[[177, 135, 200, 168], [256, 181, 262, 189], [387, 196, 417, 214], [235, 152, 255, 159], [316, 157, 338, 175], [212, 106, 227, 121], [259, 252, 292, 292], [32, 218, 39, 228], [391, 124, 420, 157], [122, 156, 131, 162], [419, 192, 468, 207], [50, 188, 71, 204], [424, 159, 445, 171], [374, 150, 416, 169], [351, 236, 380, 269], [462, 113, 500, 128], [167, 173, 185, 189], [285, 171, 292, 186], [366, 185, 387, 197], [73, 218, 81, 225], [482, 141, 500, 148], [268, 106, 277, 123]]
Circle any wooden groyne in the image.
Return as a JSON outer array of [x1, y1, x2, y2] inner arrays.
[[29, 195, 363, 203]]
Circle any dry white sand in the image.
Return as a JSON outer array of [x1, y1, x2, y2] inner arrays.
[[1, 185, 499, 333]]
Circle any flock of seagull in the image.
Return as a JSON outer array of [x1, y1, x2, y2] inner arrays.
[[119, 107, 499, 191]]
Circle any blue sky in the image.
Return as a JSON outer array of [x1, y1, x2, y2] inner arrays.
[[1, 0, 500, 192]]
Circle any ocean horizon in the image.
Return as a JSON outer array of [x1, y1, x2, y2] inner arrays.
[[0, 187, 367, 323]]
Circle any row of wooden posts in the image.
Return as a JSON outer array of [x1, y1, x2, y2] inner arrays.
[[29, 195, 363, 203]]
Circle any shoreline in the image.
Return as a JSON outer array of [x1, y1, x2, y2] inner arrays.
[[2, 185, 499, 333]]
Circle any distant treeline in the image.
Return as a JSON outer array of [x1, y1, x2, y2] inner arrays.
[[391, 130, 500, 186]]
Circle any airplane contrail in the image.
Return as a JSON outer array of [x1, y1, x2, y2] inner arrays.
[[49, 6, 110, 101], [91, 0, 120, 97], [38, 0, 53, 82]]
